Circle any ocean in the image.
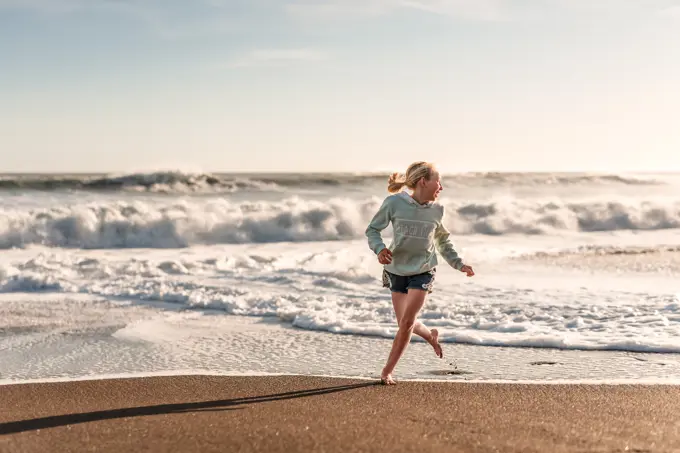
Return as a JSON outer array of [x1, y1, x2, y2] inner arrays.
[[1, 171, 679, 384]]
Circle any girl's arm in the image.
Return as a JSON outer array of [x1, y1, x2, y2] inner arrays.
[[434, 214, 465, 271], [365, 198, 392, 255]]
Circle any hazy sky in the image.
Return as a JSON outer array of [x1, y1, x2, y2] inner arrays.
[[2, 0, 679, 173]]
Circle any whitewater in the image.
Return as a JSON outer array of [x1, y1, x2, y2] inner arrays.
[[1, 171, 679, 384]]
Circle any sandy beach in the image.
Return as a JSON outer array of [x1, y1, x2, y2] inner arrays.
[[2, 375, 679, 453], [5, 0, 680, 450]]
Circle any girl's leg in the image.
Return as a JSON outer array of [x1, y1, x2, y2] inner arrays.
[[381, 289, 429, 385], [391, 292, 443, 358]]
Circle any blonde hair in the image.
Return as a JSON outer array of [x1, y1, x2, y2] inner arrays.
[[387, 161, 435, 193]]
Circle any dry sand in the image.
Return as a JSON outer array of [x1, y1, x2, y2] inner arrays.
[[2, 375, 680, 452]]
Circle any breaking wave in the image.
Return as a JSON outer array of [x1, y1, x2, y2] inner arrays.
[[1, 196, 679, 249], [0, 171, 280, 194]]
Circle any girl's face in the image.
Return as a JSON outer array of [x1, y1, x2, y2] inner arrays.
[[420, 170, 442, 202]]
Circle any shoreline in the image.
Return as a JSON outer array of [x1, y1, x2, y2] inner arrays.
[[3, 371, 680, 387], [2, 375, 680, 452]]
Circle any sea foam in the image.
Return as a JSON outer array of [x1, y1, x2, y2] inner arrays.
[[1, 245, 678, 354]]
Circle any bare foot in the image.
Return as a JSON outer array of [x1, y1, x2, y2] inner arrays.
[[430, 329, 443, 359], [380, 370, 397, 385]]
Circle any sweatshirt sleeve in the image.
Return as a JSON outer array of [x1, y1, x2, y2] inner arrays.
[[365, 197, 392, 255], [434, 210, 464, 270]]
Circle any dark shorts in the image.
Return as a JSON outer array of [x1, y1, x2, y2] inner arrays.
[[382, 268, 436, 294]]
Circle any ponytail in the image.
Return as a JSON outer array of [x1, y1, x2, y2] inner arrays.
[[387, 172, 406, 193]]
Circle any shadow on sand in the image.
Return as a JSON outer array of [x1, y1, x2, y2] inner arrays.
[[0, 381, 378, 435]]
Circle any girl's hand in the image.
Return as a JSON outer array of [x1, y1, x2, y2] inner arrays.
[[377, 248, 393, 265], [460, 265, 475, 277]]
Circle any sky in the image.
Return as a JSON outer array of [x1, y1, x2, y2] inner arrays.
[[1, 0, 680, 174]]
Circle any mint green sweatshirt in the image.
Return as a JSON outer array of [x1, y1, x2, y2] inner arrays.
[[365, 192, 465, 276]]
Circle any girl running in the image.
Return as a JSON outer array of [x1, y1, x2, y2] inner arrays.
[[365, 161, 474, 385]]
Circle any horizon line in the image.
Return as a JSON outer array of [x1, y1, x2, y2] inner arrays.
[[1, 169, 678, 176]]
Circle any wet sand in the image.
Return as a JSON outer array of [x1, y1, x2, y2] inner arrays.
[[2, 375, 679, 452]]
